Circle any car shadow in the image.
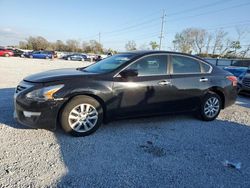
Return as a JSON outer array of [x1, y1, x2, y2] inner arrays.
[[54, 115, 250, 187], [1, 87, 250, 187]]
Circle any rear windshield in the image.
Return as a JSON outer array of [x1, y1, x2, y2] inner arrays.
[[84, 54, 136, 73]]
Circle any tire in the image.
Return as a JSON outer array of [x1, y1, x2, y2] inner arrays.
[[61, 95, 103, 137], [4, 53, 10, 57], [29, 55, 33, 58], [199, 92, 221, 121], [67, 57, 71, 60], [45, 56, 49, 59]]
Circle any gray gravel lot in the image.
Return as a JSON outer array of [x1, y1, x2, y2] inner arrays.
[[0, 57, 250, 187]]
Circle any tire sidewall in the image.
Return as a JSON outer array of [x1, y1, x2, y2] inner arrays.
[[200, 93, 221, 121], [61, 95, 103, 137]]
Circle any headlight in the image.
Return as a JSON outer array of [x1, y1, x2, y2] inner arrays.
[[26, 84, 64, 101]]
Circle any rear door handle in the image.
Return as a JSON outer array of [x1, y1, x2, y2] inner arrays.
[[199, 78, 208, 82], [158, 80, 171, 86]]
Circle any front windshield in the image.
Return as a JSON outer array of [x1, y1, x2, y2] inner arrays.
[[84, 53, 136, 73]]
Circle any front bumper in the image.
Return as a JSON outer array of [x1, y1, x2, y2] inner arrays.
[[14, 99, 64, 130], [14, 83, 66, 130]]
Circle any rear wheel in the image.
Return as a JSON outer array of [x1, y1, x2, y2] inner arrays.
[[61, 95, 103, 137], [4, 53, 9, 57], [29, 55, 33, 58], [67, 57, 71, 60], [199, 92, 221, 121]]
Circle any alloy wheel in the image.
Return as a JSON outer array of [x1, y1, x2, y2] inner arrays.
[[204, 97, 220, 118], [68, 103, 98, 132]]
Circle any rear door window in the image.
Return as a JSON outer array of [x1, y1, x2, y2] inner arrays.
[[171, 55, 201, 74]]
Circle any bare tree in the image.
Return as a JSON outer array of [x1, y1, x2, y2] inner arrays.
[[66, 39, 80, 52], [24, 36, 49, 50], [236, 27, 249, 41], [219, 38, 231, 56], [211, 30, 228, 55], [191, 29, 208, 54], [205, 34, 213, 54], [172, 28, 194, 53], [82, 40, 103, 53], [239, 45, 250, 58], [125, 40, 137, 51], [54, 40, 66, 51]]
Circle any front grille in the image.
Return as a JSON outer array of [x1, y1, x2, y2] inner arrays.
[[15, 85, 26, 94], [242, 77, 250, 88]]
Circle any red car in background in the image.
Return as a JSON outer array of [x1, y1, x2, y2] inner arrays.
[[0, 49, 14, 57]]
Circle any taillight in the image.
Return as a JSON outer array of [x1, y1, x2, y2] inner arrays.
[[226, 76, 237, 86]]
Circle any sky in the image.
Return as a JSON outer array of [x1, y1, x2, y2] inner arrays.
[[0, 0, 250, 51]]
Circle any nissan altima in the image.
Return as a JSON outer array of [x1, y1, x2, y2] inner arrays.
[[14, 51, 237, 136]]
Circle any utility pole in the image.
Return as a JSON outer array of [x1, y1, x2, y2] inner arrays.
[[159, 9, 166, 50], [98, 32, 101, 44]]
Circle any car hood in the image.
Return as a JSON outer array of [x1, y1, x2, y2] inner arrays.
[[24, 68, 96, 83]]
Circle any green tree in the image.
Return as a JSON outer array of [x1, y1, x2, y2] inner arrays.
[[149, 41, 159, 50]]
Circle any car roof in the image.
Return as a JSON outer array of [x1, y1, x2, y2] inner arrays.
[[119, 50, 206, 61], [120, 50, 194, 56]]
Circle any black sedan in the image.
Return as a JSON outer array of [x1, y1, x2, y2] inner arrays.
[[14, 51, 237, 136], [62, 53, 87, 61]]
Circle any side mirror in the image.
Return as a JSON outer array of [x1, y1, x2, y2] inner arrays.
[[119, 69, 138, 78]]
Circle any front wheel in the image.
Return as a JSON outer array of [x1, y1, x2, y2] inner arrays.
[[61, 95, 103, 137], [199, 92, 221, 121], [4, 53, 10, 57]]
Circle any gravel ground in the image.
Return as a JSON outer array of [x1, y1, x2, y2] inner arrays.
[[0, 57, 250, 188]]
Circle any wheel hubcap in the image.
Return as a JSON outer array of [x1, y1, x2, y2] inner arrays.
[[68, 103, 98, 132], [204, 97, 220, 118]]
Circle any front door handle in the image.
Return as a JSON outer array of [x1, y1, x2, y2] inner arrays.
[[158, 80, 171, 86], [200, 78, 208, 82]]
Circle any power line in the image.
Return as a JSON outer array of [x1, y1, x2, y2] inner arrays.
[[103, 0, 234, 37], [168, 1, 250, 22], [166, 0, 234, 17], [84, 1, 246, 42], [103, 17, 159, 35]]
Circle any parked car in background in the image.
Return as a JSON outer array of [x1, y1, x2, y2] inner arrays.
[[62, 53, 87, 61], [93, 55, 102, 62], [24, 51, 54, 59], [224, 60, 250, 94], [9, 48, 25, 57], [0, 49, 14, 57], [14, 51, 237, 137]]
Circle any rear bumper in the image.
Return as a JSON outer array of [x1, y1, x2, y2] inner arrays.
[[223, 86, 238, 108]]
